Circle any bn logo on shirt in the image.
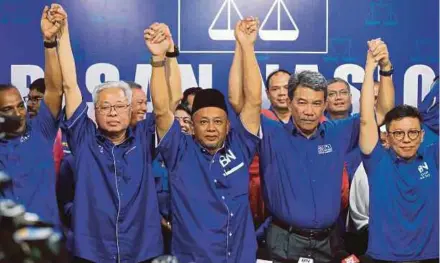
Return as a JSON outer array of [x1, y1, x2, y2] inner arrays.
[[418, 162, 431, 180], [317, 144, 333, 155]]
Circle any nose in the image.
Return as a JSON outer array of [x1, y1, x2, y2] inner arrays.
[[207, 121, 216, 132], [303, 104, 314, 116], [402, 133, 412, 143], [109, 106, 118, 116]]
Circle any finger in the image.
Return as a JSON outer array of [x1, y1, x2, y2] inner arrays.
[[152, 33, 166, 43], [372, 46, 387, 57], [41, 6, 49, 20], [373, 52, 388, 62], [150, 23, 162, 31]]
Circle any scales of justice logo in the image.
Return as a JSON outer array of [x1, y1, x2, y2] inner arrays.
[[208, 0, 299, 41]]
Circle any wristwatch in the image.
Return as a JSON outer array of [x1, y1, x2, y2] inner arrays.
[[44, 41, 57, 49], [151, 57, 166, 67], [166, 45, 180, 58], [379, 65, 394, 77]]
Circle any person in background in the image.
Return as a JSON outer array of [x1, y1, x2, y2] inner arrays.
[[326, 77, 352, 120], [25, 78, 46, 119], [359, 39, 438, 262], [181, 87, 202, 111]]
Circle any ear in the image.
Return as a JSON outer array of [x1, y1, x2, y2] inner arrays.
[[321, 101, 328, 114], [420, 129, 425, 142]]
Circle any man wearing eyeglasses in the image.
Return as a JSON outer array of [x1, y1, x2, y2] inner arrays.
[[24, 78, 46, 118], [55, 6, 164, 262], [359, 42, 439, 262], [326, 78, 353, 120]]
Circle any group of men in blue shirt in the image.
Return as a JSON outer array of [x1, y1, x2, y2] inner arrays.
[[0, 4, 438, 263]]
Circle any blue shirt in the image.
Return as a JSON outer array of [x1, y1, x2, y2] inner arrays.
[[152, 153, 170, 219], [60, 101, 163, 263], [363, 141, 439, 261], [0, 101, 60, 227], [259, 114, 360, 228], [157, 119, 260, 263], [419, 78, 439, 134]]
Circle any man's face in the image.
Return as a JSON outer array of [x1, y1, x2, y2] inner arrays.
[[94, 88, 131, 134], [326, 82, 351, 115], [290, 86, 326, 136], [175, 109, 193, 135], [266, 72, 290, 110], [186, 94, 196, 111], [0, 88, 27, 137], [193, 107, 229, 151], [386, 117, 424, 159], [130, 88, 147, 127], [26, 89, 44, 118]]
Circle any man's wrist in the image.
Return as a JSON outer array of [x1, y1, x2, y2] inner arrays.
[[152, 55, 166, 61], [380, 62, 392, 72]]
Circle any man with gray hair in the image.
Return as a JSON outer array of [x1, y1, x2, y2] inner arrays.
[[55, 6, 163, 262], [257, 39, 395, 263]]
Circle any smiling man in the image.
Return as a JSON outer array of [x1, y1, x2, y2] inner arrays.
[[326, 78, 352, 120]]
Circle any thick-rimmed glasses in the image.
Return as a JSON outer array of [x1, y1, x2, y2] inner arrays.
[[23, 96, 43, 104], [389, 129, 421, 141], [95, 104, 130, 115]]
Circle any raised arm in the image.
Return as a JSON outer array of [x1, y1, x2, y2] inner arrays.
[[165, 36, 182, 112], [372, 39, 395, 124], [360, 40, 381, 154], [228, 40, 244, 114], [144, 23, 174, 139], [235, 18, 262, 135], [53, 5, 82, 119], [41, 5, 63, 118]]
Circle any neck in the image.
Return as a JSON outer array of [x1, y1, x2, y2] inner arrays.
[[103, 130, 127, 145], [328, 111, 349, 120], [272, 107, 291, 123]]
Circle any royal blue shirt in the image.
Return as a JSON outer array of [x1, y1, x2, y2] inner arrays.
[[363, 141, 439, 261], [157, 119, 260, 263], [0, 101, 60, 227], [60, 101, 163, 263], [419, 78, 439, 134], [259, 114, 360, 228]]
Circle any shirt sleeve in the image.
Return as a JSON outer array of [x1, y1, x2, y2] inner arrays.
[[231, 116, 262, 164], [53, 130, 64, 177], [33, 100, 61, 142], [60, 100, 96, 155], [334, 114, 361, 154], [156, 120, 187, 174], [419, 80, 439, 134], [361, 141, 386, 178]]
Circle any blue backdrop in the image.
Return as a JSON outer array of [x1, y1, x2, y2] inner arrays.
[[0, 0, 438, 112]]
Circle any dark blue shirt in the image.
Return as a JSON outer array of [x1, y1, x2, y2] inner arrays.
[[60, 101, 163, 263], [157, 119, 260, 263], [259, 114, 360, 228], [0, 101, 60, 227], [152, 153, 170, 219], [363, 142, 439, 261]]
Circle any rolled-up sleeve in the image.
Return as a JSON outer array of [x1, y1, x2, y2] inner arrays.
[[34, 100, 61, 142]]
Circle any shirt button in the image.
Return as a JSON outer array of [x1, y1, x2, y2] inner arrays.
[[221, 196, 225, 200], [312, 179, 316, 183], [214, 179, 217, 183], [211, 159, 215, 163], [229, 232, 232, 237], [230, 213, 234, 217], [228, 252, 231, 256]]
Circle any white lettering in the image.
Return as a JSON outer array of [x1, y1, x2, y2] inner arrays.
[[404, 65, 435, 106], [85, 63, 120, 94], [10, 65, 44, 97], [219, 149, 237, 167], [333, 64, 365, 114], [295, 64, 319, 73]]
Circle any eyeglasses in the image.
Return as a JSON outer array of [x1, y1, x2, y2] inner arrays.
[[389, 129, 421, 141], [95, 104, 130, 115], [328, 90, 350, 99], [23, 96, 43, 104]]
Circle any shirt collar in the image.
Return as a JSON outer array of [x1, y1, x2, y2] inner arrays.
[[290, 118, 326, 139], [96, 127, 135, 145], [389, 147, 424, 163]]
